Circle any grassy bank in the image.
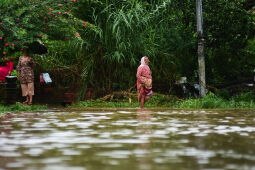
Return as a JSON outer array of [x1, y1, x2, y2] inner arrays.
[[0, 102, 47, 118], [1, 92, 254, 119], [71, 92, 255, 109], [173, 92, 255, 109]]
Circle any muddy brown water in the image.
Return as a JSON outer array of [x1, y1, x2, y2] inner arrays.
[[0, 108, 255, 170]]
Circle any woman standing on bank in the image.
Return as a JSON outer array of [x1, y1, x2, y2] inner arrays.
[[17, 49, 35, 105], [136, 56, 152, 109]]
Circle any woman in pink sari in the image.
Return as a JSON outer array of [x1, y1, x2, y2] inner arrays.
[[0, 61, 13, 82], [136, 56, 152, 109]]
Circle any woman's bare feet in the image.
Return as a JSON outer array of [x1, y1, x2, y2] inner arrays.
[[23, 101, 28, 105]]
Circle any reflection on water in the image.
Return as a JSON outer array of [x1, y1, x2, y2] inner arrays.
[[1, 109, 255, 170]]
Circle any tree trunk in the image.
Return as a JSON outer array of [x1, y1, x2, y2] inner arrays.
[[196, 0, 206, 97], [198, 39, 206, 97]]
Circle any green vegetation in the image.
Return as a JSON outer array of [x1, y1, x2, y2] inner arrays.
[[1, 0, 254, 95], [11, 69, 18, 76], [0, 102, 47, 117], [0, 0, 255, 112], [71, 92, 255, 109], [0, 92, 254, 119], [174, 92, 255, 109]]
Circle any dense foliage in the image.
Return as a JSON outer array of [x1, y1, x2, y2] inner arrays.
[[0, 0, 254, 97]]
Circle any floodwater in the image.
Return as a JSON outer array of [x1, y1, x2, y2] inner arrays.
[[0, 109, 255, 170]]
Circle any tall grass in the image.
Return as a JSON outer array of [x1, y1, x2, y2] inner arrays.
[[174, 92, 255, 109], [69, 0, 187, 92], [71, 92, 255, 109]]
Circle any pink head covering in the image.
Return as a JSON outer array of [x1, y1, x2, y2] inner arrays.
[[140, 56, 147, 66]]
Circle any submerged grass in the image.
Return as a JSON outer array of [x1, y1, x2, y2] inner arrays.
[[0, 102, 48, 118]]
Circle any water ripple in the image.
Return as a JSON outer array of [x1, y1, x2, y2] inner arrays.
[[0, 109, 255, 170]]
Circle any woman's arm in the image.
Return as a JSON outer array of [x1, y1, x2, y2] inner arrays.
[[29, 57, 35, 69], [136, 67, 145, 84]]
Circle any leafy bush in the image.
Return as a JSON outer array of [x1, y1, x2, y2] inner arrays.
[[174, 92, 255, 109], [11, 69, 18, 76], [231, 92, 255, 103]]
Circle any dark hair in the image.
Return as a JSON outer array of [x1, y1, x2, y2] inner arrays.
[[21, 48, 32, 56]]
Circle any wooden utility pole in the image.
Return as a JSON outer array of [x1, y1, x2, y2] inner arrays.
[[196, 0, 206, 97]]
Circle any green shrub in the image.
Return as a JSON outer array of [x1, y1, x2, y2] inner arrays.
[[231, 92, 255, 103], [173, 92, 255, 109], [11, 70, 18, 77]]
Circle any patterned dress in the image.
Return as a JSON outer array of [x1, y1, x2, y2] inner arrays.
[[16, 56, 35, 84], [136, 65, 152, 101]]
